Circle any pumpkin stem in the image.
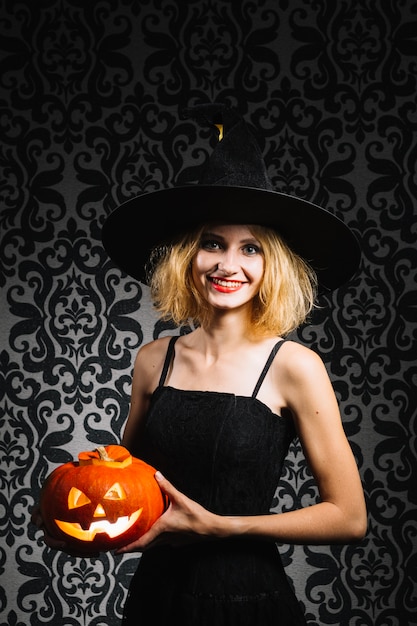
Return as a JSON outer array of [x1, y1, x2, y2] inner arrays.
[[79, 445, 132, 467], [96, 446, 113, 462]]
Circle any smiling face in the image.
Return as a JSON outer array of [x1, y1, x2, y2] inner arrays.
[[191, 224, 265, 312], [53, 479, 144, 543]]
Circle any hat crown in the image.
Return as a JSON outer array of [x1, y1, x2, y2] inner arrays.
[[183, 104, 273, 190]]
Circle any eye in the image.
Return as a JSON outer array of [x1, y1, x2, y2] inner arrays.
[[200, 238, 222, 251], [104, 482, 126, 500], [68, 487, 91, 509], [243, 243, 261, 255]]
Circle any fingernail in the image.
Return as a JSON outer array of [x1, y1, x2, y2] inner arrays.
[[155, 471, 164, 481]]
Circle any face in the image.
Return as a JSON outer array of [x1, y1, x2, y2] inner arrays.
[[191, 224, 264, 311]]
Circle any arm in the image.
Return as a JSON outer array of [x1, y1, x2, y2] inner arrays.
[[118, 342, 367, 553], [227, 343, 367, 544]]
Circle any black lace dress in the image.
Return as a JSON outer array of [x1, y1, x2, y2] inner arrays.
[[122, 336, 307, 625]]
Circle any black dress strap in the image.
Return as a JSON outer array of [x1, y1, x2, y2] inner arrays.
[[251, 340, 286, 398], [158, 335, 180, 387]]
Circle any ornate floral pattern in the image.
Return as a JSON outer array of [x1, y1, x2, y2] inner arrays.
[[0, 1, 415, 624]]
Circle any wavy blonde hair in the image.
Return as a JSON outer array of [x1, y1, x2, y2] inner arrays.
[[148, 223, 318, 337]]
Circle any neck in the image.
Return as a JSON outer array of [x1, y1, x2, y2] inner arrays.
[[195, 309, 262, 353]]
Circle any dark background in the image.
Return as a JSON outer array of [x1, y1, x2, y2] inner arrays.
[[0, 1, 416, 625]]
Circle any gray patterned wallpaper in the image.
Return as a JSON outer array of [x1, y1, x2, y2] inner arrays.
[[0, 1, 416, 625]]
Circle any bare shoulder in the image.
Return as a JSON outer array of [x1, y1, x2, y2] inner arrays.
[[133, 336, 174, 390], [279, 340, 327, 380], [276, 340, 338, 421], [135, 335, 173, 363]]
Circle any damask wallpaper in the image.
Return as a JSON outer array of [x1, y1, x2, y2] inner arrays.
[[0, 1, 416, 625]]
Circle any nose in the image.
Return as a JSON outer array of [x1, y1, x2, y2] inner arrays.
[[217, 251, 238, 276]]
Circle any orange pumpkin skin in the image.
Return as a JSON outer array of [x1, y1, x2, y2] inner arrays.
[[40, 445, 166, 553]]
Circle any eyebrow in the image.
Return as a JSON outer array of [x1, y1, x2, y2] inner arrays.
[[202, 230, 261, 245]]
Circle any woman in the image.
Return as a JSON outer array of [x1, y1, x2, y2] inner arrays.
[[101, 105, 367, 625], [36, 104, 367, 624]]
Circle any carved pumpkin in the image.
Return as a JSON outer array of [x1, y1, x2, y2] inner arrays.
[[40, 445, 166, 553]]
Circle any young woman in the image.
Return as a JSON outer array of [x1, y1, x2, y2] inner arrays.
[[35, 104, 367, 624]]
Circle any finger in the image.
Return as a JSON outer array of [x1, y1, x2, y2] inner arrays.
[[114, 538, 145, 554], [115, 512, 168, 554], [115, 527, 156, 554], [154, 471, 178, 501]]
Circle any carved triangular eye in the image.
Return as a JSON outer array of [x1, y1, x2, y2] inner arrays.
[[104, 482, 126, 500], [68, 487, 91, 509]]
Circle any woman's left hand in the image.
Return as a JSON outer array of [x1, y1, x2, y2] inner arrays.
[[115, 471, 220, 554]]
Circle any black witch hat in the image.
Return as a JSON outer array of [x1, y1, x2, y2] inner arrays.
[[102, 104, 360, 290]]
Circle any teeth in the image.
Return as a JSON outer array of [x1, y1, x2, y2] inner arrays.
[[212, 278, 241, 288]]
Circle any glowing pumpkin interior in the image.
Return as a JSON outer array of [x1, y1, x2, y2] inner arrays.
[[55, 482, 143, 542]]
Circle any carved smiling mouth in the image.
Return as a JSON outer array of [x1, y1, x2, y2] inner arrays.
[[55, 509, 142, 541]]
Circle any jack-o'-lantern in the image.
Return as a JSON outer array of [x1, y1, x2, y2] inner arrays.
[[40, 445, 166, 553]]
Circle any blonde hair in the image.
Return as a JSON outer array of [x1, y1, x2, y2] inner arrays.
[[148, 224, 318, 337]]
